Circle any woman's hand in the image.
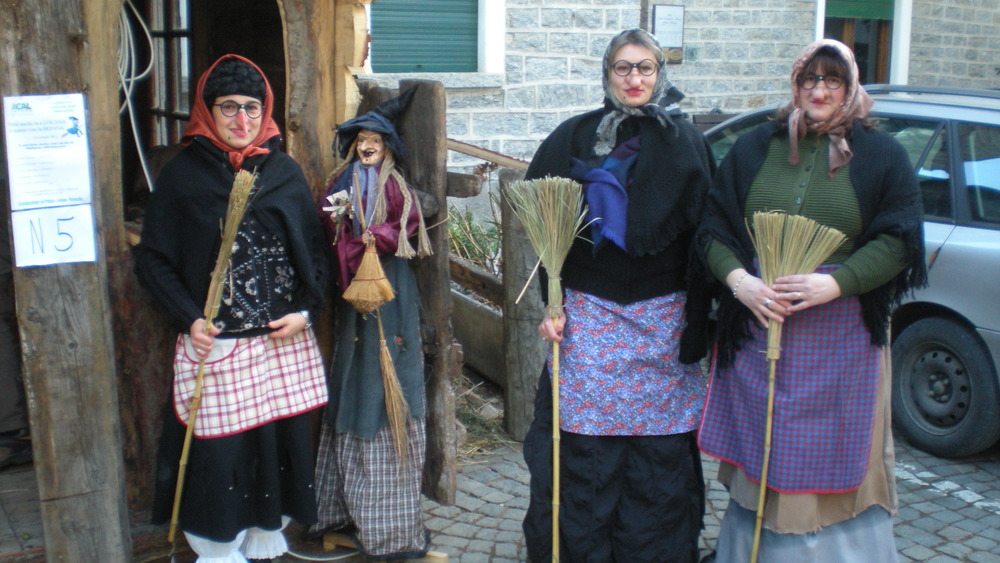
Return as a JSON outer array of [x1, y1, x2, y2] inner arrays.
[[728, 268, 789, 327], [538, 312, 567, 344], [771, 273, 841, 313], [268, 312, 310, 339], [190, 318, 221, 360]]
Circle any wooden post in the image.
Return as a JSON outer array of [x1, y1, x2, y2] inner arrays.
[[0, 0, 131, 560], [400, 79, 458, 505], [500, 168, 547, 441]]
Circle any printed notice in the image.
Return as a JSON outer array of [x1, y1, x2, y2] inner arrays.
[[3, 93, 96, 266]]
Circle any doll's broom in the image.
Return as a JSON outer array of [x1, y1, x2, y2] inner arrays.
[[341, 173, 410, 466], [504, 176, 588, 563], [747, 211, 846, 563], [168, 169, 258, 545]]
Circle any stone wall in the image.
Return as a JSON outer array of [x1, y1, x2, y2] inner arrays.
[[909, 0, 1000, 89], [357, 1, 1000, 219]]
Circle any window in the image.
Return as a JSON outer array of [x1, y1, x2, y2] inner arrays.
[[370, 0, 478, 73], [959, 123, 1000, 225], [148, 0, 191, 145], [825, 0, 892, 84], [875, 116, 951, 219]]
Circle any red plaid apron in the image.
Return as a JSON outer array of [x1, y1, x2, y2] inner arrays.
[[172, 328, 327, 438]]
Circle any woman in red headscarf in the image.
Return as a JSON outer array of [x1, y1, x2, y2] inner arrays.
[[694, 40, 925, 561], [135, 54, 329, 561]]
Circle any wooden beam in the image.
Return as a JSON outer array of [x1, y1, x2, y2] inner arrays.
[[446, 139, 530, 171], [0, 0, 130, 560], [446, 171, 484, 198], [449, 256, 503, 305]]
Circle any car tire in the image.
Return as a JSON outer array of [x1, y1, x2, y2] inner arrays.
[[892, 317, 1000, 458]]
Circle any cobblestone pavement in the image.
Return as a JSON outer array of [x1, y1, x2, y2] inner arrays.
[[3, 432, 1000, 562]]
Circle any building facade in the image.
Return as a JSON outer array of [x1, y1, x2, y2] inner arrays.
[[361, 0, 1000, 212]]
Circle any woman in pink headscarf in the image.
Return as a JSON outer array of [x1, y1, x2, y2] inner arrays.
[[694, 40, 926, 560]]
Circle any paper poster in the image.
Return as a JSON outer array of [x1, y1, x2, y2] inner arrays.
[[9, 204, 97, 267], [652, 5, 685, 63], [3, 93, 96, 267]]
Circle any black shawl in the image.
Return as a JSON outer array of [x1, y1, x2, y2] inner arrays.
[[527, 104, 717, 362], [134, 136, 329, 334]]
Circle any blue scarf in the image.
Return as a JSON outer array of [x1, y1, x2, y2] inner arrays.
[[571, 135, 641, 252]]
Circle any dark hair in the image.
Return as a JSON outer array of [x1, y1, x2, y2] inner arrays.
[[202, 58, 266, 108], [797, 46, 851, 87], [775, 46, 865, 128]]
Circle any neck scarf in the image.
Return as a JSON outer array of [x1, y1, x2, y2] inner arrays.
[[593, 29, 681, 156], [786, 39, 874, 178], [182, 54, 282, 171]]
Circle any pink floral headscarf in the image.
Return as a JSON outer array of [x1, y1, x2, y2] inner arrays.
[[786, 39, 874, 177]]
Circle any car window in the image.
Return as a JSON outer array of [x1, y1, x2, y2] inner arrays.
[[874, 116, 952, 219], [706, 110, 773, 167], [960, 123, 1000, 225]]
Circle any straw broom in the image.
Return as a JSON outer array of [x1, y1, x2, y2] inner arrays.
[[504, 176, 588, 563], [341, 173, 410, 466], [168, 169, 258, 545], [747, 211, 846, 563]]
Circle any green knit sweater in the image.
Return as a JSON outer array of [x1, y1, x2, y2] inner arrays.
[[707, 134, 906, 297]]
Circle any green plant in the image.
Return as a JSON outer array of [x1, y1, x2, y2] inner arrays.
[[448, 192, 502, 277]]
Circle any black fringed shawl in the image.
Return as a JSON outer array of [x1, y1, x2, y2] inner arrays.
[[695, 119, 927, 367], [527, 104, 715, 302], [135, 137, 330, 334]]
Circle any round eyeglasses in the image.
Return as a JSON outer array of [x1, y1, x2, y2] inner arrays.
[[799, 74, 844, 91], [611, 59, 659, 77], [214, 101, 263, 119]]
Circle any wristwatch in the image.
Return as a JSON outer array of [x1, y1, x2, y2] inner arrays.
[[299, 310, 312, 329]]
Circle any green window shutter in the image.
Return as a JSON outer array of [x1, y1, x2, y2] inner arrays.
[[371, 0, 478, 73], [826, 0, 894, 20]]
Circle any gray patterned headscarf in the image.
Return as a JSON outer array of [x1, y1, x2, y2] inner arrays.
[[594, 28, 680, 156]]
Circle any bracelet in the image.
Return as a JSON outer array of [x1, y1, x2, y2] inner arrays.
[[299, 310, 312, 330], [731, 272, 750, 298]]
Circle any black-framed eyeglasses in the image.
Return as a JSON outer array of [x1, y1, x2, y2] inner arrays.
[[611, 59, 659, 77], [213, 101, 263, 119], [799, 74, 844, 91]]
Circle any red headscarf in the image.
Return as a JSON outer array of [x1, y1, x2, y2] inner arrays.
[[182, 54, 282, 171], [786, 39, 874, 178]]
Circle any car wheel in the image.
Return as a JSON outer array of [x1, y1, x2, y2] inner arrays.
[[892, 317, 1000, 457]]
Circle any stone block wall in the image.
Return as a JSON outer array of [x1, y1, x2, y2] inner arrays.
[[909, 0, 1000, 89], [445, 1, 814, 171]]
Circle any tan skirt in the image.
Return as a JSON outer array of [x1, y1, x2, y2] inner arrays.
[[719, 348, 897, 534]]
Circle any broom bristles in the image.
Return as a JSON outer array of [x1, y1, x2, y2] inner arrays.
[[343, 243, 396, 313], [750, 212, 847, 360], [380, 338, 411, 466]]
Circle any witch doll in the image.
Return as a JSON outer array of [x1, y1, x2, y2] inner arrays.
[[310, 87, 433, 560]]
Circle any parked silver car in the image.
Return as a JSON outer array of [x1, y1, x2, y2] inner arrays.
[[703, 85, 1000, 458]]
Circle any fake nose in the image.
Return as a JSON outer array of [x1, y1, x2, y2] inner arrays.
[[235, 110, 249, 128]]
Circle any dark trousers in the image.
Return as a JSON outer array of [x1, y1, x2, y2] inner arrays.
[[0, 272, 25, 434], [523, 370, 704, 563]]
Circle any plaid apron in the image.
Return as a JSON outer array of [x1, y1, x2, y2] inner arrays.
[[699, 273, 881, 493], [173, 328, 327, 438]]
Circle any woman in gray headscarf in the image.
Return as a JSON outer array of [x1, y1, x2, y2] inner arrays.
[[521, 29, 716, 562]]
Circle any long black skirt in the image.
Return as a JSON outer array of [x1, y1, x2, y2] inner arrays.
[[151, 403, 319, 542], [523, 370, 705, 563]]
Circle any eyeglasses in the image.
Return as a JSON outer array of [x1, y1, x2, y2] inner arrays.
[[611, 59, 659, 77], [213, 101, 263, 119], [799, 74, 844, 91]]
